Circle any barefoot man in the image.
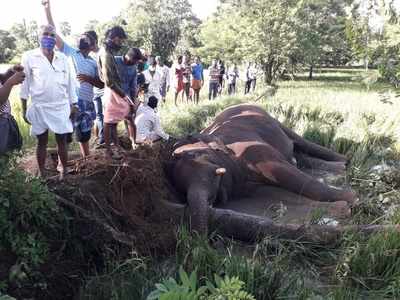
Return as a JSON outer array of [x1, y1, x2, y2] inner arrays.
[[20, 24, 78, 179]]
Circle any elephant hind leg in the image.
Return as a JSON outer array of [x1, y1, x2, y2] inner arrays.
[[280, 125, 347, 163], [295, 152, 346, 173], [254, 160, 355, 205]]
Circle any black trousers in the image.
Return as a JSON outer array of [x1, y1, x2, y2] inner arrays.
[[244, 80, 252, 94], [228, 83, 236, 95]]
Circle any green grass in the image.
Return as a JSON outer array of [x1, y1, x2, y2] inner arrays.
[[9, 68, 400, 299]]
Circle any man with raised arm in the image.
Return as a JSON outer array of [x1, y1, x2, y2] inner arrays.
[[42, 0, 103, 158], [20, 24, 78, 179]]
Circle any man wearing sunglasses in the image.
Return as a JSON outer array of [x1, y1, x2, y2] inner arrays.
[[20, 24, 77, 180]]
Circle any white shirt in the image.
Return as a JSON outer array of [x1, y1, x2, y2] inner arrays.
[[134, 104, 169, 143], [156, 65, 170, 87], [143, 68, 163, 103], [20, 48, 77, 106], [227, 67, 239, 84], [20, 48, 77, 135]]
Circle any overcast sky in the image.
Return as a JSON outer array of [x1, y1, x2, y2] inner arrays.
[[1, 0, 399, 33], [0, 0, 218, 32]]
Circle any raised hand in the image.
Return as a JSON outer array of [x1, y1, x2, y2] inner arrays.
[[12, 64, 24, 73], [41, 0, 50, 8], [7, 71, 25, 86]]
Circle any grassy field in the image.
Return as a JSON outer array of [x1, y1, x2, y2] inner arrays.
[[8, 68, 400, 299]]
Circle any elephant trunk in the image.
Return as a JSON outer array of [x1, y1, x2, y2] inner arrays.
[[187, 185, 210, 236]]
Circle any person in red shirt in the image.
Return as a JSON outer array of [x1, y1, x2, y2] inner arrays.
[[173, 56, 184, 106]]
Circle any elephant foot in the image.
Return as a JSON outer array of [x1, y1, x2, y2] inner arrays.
[[336, 190, 357, 206]]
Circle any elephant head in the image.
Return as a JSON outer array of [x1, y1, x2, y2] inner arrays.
[[170, 141, 229, 235]]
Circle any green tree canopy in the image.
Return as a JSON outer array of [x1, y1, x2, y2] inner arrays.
[[122, 0, 194, 61], [0, 30, 16, 63], [9, 20, 39, 58]]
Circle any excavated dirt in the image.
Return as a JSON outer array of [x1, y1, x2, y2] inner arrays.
[[22, 140, 180, 257]]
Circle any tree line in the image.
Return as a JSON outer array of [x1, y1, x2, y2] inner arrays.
[[1, 0, 399, 85]]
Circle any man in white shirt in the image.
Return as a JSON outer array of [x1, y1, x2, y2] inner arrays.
[[134, 96, 169, 144], [155, 56, 170, 103], [20, 24, 78, 180], [143, 57, 163, 104]]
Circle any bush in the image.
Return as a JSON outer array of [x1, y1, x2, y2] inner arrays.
[[147, 267, 207, 300], [337, 229, 400, 295], [0, 155, 66, 293], [147, 267, 255, 300], [206, 275, 256, 300]]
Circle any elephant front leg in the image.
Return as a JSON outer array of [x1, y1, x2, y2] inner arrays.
[[253, 160, 356, 205]]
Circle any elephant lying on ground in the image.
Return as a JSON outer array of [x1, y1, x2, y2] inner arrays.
[[164, 104, 357, 239]]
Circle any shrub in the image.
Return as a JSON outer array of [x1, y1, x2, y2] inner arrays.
[[206, 275, 256, 300], [337, 229, 400, 294], [0, 155, 66, 292], [147, 267, 207, 300], [147, 267, 255, 300]]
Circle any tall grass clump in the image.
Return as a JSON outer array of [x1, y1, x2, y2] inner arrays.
[[336, 229, 400, 296], [80, 257, 163, 300], [160, 96, 245, 137], [174, 229, 313, 300]]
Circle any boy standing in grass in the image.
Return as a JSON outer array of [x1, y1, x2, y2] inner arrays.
[[191, 56, 204, 104], [244, 62, 252, 94], [143, 57, 163, 105], [155, 56, 170, 103], [208, 59, 220, 100], [173, 56, 184, 106], [182, 55, 192, 103], [227, 63, 239, 95]]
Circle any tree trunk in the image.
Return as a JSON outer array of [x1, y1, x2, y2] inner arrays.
[[309, 65, 314, 80], [263, 62, 274, 85]]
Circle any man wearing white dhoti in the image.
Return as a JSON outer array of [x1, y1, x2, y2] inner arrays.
[[20, 24, 78, 180], [142, 57, 163, 104]]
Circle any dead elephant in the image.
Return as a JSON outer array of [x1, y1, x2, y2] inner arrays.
[[160, 104, 377, 243]]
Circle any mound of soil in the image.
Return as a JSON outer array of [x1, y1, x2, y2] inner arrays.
[[25, 140, 179, 257]]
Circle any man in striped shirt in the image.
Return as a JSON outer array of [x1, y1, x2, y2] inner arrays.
[[208, 59, 220, 100], [43, 0, 103, 157]]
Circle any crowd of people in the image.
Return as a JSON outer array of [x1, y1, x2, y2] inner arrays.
[[0, 0, 170, 179], [0, 0, 261, 180], [172, 58, 259, 104]]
